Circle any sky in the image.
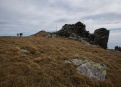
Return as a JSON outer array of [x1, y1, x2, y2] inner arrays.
[[0, 0, 121, 49]]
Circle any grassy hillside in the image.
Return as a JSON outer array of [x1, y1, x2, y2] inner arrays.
[[0, 36, 121, 87]]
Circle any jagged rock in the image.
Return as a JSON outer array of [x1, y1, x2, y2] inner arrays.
[[57, 21, 86, 37], [87, 34, 94, 43], [55, 22, 110, 49], [65, 58, 107, 80], [93, 28, 110, 49], [115, 46, 121, 51]]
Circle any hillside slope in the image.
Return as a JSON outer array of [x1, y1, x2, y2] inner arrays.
[[0, 36, 121, 87]]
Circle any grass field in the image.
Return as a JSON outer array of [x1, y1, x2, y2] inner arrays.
[[0, 36, 121, 87]]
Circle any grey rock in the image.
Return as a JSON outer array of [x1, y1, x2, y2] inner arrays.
[[55, 22, 109, 49], [93, 28, 110, 49], [115, 46, 121, 51], [65, 59, 107, 80], [20, 49, 29, 53], [56, 21, 86, 37], [51, 34, 57, 38]]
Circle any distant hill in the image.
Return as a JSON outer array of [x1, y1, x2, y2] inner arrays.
[[32, 30, 49, 37], [0, 36, 121, 87]]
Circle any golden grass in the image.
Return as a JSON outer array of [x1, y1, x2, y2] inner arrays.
[[0, 36, 121, 87]]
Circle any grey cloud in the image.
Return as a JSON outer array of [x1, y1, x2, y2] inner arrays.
[[0, 21, 10, 25], [83, 12, 121, 21], [54, 18, 70, 23]]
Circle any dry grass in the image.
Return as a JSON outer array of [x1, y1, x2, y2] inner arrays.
[[0, 36, 121, 87]]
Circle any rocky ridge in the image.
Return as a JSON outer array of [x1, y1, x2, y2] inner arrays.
[[33, 21, 110, 49]]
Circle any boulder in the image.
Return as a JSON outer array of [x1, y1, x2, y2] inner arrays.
[[65, 58, 107, 80], [115, 46, 121, 51], [93, 28, 110, 49]]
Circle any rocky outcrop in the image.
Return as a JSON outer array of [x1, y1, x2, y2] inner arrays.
[[56, 21, 87, 37], [65, 58, 107, 80], [93, 28, 110, 49], [88, 28, 110, 49], [115, 46, 121, 51], [56, 22, 109, 49], [33, 21, 110, 49]]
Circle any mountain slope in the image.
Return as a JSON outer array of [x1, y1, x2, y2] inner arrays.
[[0, 36, 121, 87]]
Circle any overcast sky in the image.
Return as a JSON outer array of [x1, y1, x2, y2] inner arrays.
[[0, 0, 121, 48]]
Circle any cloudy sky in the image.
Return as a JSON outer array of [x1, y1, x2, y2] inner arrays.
[[0, 0, 121, 48]]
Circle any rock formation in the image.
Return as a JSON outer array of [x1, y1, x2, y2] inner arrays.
[[93, 28, 110, 49], [115, 46, 121, 51], [33, 21, 110, 49], [56, 21, 87, 37], [56, 22, 110, 49]]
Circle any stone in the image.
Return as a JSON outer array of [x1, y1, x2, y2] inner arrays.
[[93, 28, 110, 49], [65, 59, 107, 80], [20, 49, 29, 53], [115, 46, 121, 51], [51, 34, 57, 38]]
